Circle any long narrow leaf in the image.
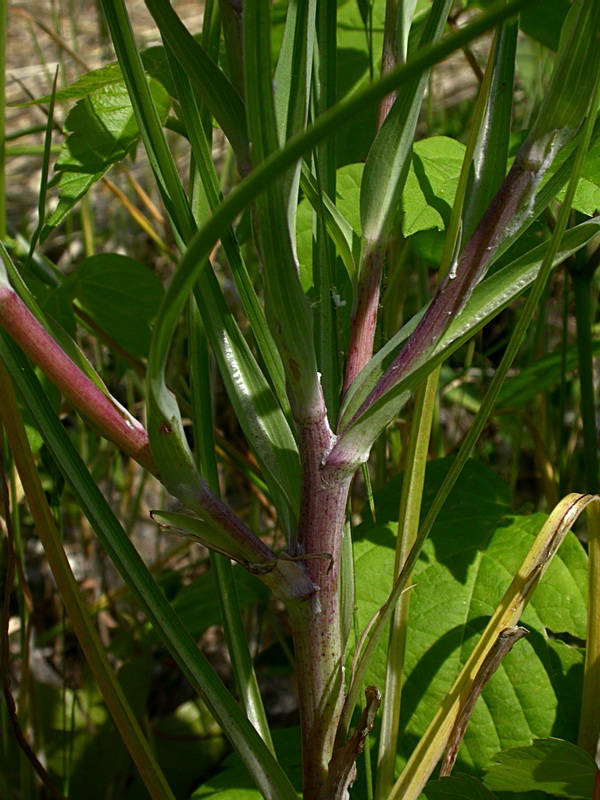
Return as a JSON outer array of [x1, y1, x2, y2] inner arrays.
[[143, 0, 250, 172], [244, 0, 322, 420], [146, 0, 532, 474], [360, 0, 453, 245], [0, 333, 299, 800], [0, 365, 177, 800]]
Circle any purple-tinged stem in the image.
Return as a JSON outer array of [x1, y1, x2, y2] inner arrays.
[[0, 280, 300, 591], [289, 402, 352, 799], [343, 155, 539, 433], [0, 284, 155, 474], [376, 0, 401, 131], [343, 241, 386, 394]]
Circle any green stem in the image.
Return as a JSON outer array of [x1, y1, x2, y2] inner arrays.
[[188, 298, 274, 753], [375, 374, 437, 799]]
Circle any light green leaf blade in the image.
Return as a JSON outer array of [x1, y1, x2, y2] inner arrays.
[[23, 62, 124, 104], [484, 739, 596, 798], [402, 136, 466, 237], [42, 78, 170, 237]]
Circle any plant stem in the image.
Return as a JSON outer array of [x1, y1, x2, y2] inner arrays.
[[291, 413, 352, 799], [344, 241, 386, 393], [375, 374, 437, 799]]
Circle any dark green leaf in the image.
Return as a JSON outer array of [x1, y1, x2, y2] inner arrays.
[[425, 773, 499, 800], [520, 0, 570, 51], [497, 341, 600, 409], [63, 254, 163, 359], [483, 738, 597, 798]]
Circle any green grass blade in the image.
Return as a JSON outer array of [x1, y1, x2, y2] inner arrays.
[[103, 0, 297, 520], [165, 45, 300, 524], [100, 0, 196, 243], [0, 333, 299, 800], [167, 45, 289, 413], [243, 0, 322, 420], [188, 301, 275, 752], [147, 0, 532, 447], [273, 0, 317, 233], [299, 162, 359, 283], [0, 367, 177, 800], [192, 282, 301, 523], [143, 0, 250, 173], [360, 0, 453, 245]]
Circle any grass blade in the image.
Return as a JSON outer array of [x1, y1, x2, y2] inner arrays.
[[0, 365, 177, 800], [0, 333, 299, 800]]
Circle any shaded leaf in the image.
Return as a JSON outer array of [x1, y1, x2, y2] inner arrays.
[[483, 738, 597, 798], [497, 340, 600, 409], [63, 254, 163, 359], [519, 0, 570, 51], [425, 773, 499, 800], [191, 728, 302, 799]]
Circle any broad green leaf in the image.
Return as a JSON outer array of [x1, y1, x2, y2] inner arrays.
[[297, 162, 362, 285], [62, 253, 163, 359], [425, 774, 499, 800], [483, 739, 596, 798], [25, 62, 124, 104], [20, 47, 173, 105], [519, 0, 570, 51], [566, 177, 600, 216], [42, 78, 171, 237], [351, 459, 587, 774], [402, 136, 466, 237]]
